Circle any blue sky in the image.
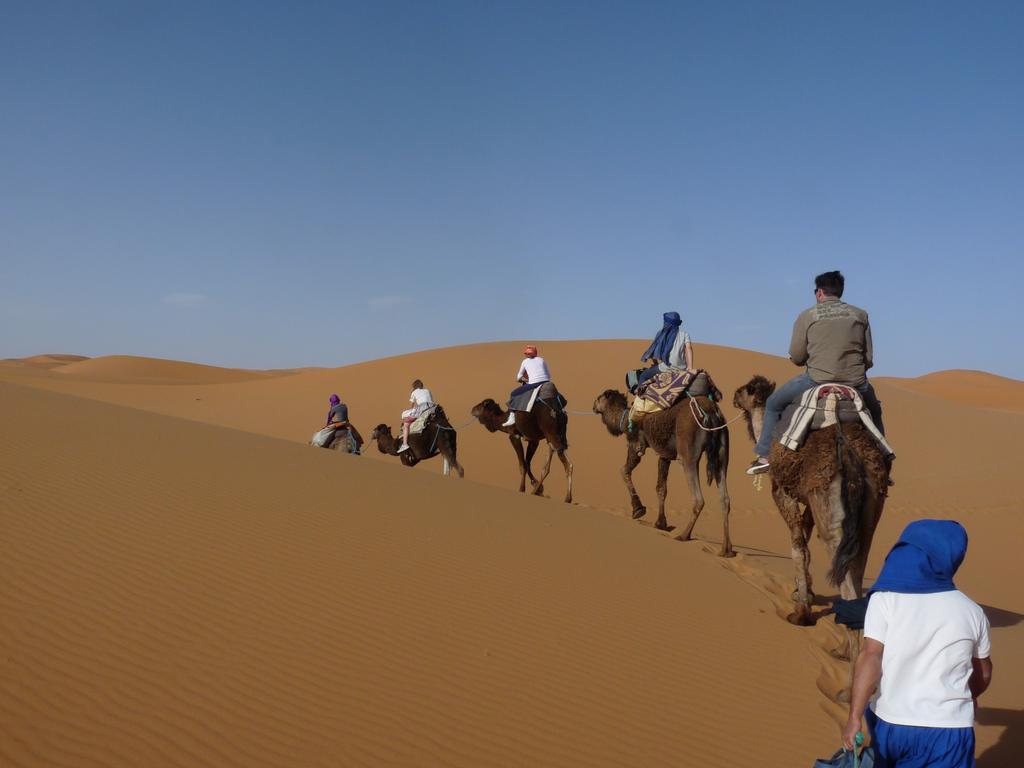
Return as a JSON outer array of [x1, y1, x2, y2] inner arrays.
[[2, 1, 1021, 378]]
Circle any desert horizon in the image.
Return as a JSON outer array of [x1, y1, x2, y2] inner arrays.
[[2, 339, 1020, 766]]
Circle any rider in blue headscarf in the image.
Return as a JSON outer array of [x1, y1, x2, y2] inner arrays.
[[642, 311, 682, 364], [636, 311, 693, 388]]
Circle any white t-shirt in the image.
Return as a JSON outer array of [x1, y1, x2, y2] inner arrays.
[[409, 388, 434, 417], [516, 357, 551, 385], [659, 330, 691, 370], [865, 590, 991, 728]]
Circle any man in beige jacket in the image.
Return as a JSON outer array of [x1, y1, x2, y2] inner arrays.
[[747, 270, 885, 475]]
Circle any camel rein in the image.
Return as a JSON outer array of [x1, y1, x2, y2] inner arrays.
[[686, 396, 746, 432]]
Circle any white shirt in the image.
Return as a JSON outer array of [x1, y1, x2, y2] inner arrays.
[[515, 357, 551, 384], [659, 330, 691, 371], [865, 590, 991, 728], [409, 388, 434, 417]]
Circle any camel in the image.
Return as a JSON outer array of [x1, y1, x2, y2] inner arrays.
[[471, 397, 573, 503], [732, 375, 889, 626], [592, 389, 733, 556], [370, 406, 465, 478]]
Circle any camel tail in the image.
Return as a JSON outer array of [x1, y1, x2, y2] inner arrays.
[[829, 423, 868, 586], [704, 406, 727, 487]]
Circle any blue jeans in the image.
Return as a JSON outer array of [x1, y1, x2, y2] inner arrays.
[[753, 374, 885, 457]]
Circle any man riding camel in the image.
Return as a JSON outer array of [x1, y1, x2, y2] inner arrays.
[[323, 393, 361, 454], [397, 379, 435, 453], [503, 345, 552, 427], [635, 311, 694, 390], [747, 270, 885, 475]]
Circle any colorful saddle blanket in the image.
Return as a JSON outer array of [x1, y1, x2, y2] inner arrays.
[[636, 369, 721, 410], [776, 384, 892, 455]]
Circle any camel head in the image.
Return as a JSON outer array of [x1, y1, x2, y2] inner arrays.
[[370, 424, 398, 454], [593, 389, 628, 436], [471, 399, 505, 432], [732, 376, 775, 444]]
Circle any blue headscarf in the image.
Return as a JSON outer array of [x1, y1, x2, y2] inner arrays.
[[869, 519, 968, 595], [641, 312, 683, 363]]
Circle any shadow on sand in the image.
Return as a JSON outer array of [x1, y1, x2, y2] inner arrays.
[[980, 604, 1024, 629], [976, 707, 1024, 768]]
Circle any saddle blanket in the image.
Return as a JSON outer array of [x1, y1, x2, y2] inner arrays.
[[777, 384, 893, 455], [509, 381, 566, 413], [410, 404, 438, 435]]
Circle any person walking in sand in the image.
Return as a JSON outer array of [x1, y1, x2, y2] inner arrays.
[[398, 379, 434, 453], [747, 270, 885, 475], [635, 311, 694, 390], [842, 519, 992, 767]]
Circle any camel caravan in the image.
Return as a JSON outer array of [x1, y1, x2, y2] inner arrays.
[[310, 272, 897, 692]]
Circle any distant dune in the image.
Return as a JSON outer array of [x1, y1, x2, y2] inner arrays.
[[1, 341, 1020, 766], [50, 354, 287, 384], [877, 369, 1024, 413], [0, 353, 89, 369]]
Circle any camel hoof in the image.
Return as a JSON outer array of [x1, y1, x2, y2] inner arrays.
[[654, 520, 670, 532], [718, 549, 737, 559], [786, 610, 815, 627], [631, 506, 647, 520]]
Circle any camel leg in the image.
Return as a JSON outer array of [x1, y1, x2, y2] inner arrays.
[[557, 450, 573, 504], [654, 457, 672, 531], [675, 457, 705, 542], [774, 486, 813, 626], [508, 435, 528, 492], [532, 444, 556, 496], [716, 464, 735, 558], [524, 440, 542, 494], [622, 444, 646, 519]]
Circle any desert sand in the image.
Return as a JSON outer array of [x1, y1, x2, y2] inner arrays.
[[1, 342, 1021, 766]]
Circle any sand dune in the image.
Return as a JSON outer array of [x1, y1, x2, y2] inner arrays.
[[1, 381, 837, 766], [2, 341, 1021, 765], [0, 353, 89, 369], [50, 354, 287, 384], [877, 369, 1024, 413]]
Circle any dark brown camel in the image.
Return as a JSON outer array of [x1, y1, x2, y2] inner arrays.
[[733, 375, 889, 699], [592, 390, 733, 556], [471, 398, 573, 503], [370, 407, 465, 478]]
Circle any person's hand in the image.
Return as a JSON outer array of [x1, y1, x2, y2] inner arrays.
[[841, 717, 861, 750]]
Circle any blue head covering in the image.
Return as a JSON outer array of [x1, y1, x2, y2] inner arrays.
[[641, 312, 683, 363], [869, 519, 968, 595]]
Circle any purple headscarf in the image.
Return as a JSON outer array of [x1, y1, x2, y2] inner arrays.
[[326, 394, 341, 426]]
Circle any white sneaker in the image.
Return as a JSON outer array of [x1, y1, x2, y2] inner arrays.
[[502, 413, 516, 427], [746, 457, 770, 476], [397, 443, 410, 453]]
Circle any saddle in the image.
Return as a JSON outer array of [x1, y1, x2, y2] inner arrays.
[[627, 369, 721, 428], [409, 404, 439, 435], [508, 381, 567, 414], [774, 384, 891, 455]]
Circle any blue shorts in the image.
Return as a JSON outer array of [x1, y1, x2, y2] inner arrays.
[[867, 708, 975, 768]]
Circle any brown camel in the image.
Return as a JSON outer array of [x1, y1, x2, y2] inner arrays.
[[732, 375, 888, 626], [471, 398, 573, 503], [370, 406, 465, 478], [592, 390, 733, 556]]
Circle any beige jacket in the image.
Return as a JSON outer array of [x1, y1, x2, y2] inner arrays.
[[789, 298, 873, 385]]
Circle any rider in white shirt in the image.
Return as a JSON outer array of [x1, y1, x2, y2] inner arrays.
[[398, 379, 435, 452], [503, 345, 551, 426]]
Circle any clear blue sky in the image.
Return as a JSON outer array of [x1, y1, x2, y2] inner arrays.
[[2, 1, 1022, 378]]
